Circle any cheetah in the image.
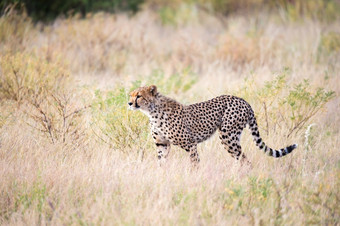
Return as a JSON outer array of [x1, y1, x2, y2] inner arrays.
[[128, 85, 297, 165]]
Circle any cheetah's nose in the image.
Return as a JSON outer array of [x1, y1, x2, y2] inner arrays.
[[128, 102, 133, 106]]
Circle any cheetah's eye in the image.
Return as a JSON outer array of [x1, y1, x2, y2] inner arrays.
[[136, 95, 141, 98]]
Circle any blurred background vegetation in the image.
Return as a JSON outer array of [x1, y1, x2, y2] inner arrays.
[[1, 0, 340, 22], [0, 0, 340, 225]]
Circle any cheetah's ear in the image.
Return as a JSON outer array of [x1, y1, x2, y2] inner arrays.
[[148, 85, 157, 96]]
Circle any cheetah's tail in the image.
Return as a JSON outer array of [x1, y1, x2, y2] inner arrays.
[[248, 113, 297, 158]]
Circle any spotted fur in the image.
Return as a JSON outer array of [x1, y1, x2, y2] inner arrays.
[[128, 85, 297, 165]]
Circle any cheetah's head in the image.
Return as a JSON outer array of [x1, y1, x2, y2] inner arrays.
[[128, 85, 158, 112]]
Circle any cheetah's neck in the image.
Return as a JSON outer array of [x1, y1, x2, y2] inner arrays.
[[146, 94, 183, 117]]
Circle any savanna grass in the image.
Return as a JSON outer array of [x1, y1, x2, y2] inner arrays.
[[0, 3, 339, 225]]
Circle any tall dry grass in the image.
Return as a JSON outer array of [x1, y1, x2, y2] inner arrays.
[[0, 4, 340, 225]]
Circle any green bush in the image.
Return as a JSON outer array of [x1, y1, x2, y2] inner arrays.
[[0, 53, 69, 104], [282, 79, 335, 137], [237, 70, 335, 138], [278, 0, 340, 22], [319, 32, 340, 54], [91, 87, 151, 153], [158, 2, 198, 26], [1, 0, 144, 21]]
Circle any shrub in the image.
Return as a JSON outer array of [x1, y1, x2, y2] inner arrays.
[[91, 87, 151, 154], [0, 53, 69, 105], [1, 0, 144, 21], [278, 0, 340, 22], [282, 79, 335, 137], [317, 32, 340, 68], [319, 32, 340, 54], [218, 35, 261, 67], [0, 52, 89, 144], [237, 70, 335, 138], [25, 90, 90, 144], [158, 2, 198, 26], [0, 4, 34, 52]]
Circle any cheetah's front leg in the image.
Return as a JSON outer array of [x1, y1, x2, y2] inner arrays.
[[152, 131, 171, 166], [155, 143, 171, 166], [184, 144, 200, 167]]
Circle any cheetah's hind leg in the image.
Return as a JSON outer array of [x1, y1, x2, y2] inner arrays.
[[218, 127, 251, 167]]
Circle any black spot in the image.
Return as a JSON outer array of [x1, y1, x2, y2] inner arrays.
[[156, 143, 167, 147], [269, 149, 274, 156], [280, 148, 285, 156]]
